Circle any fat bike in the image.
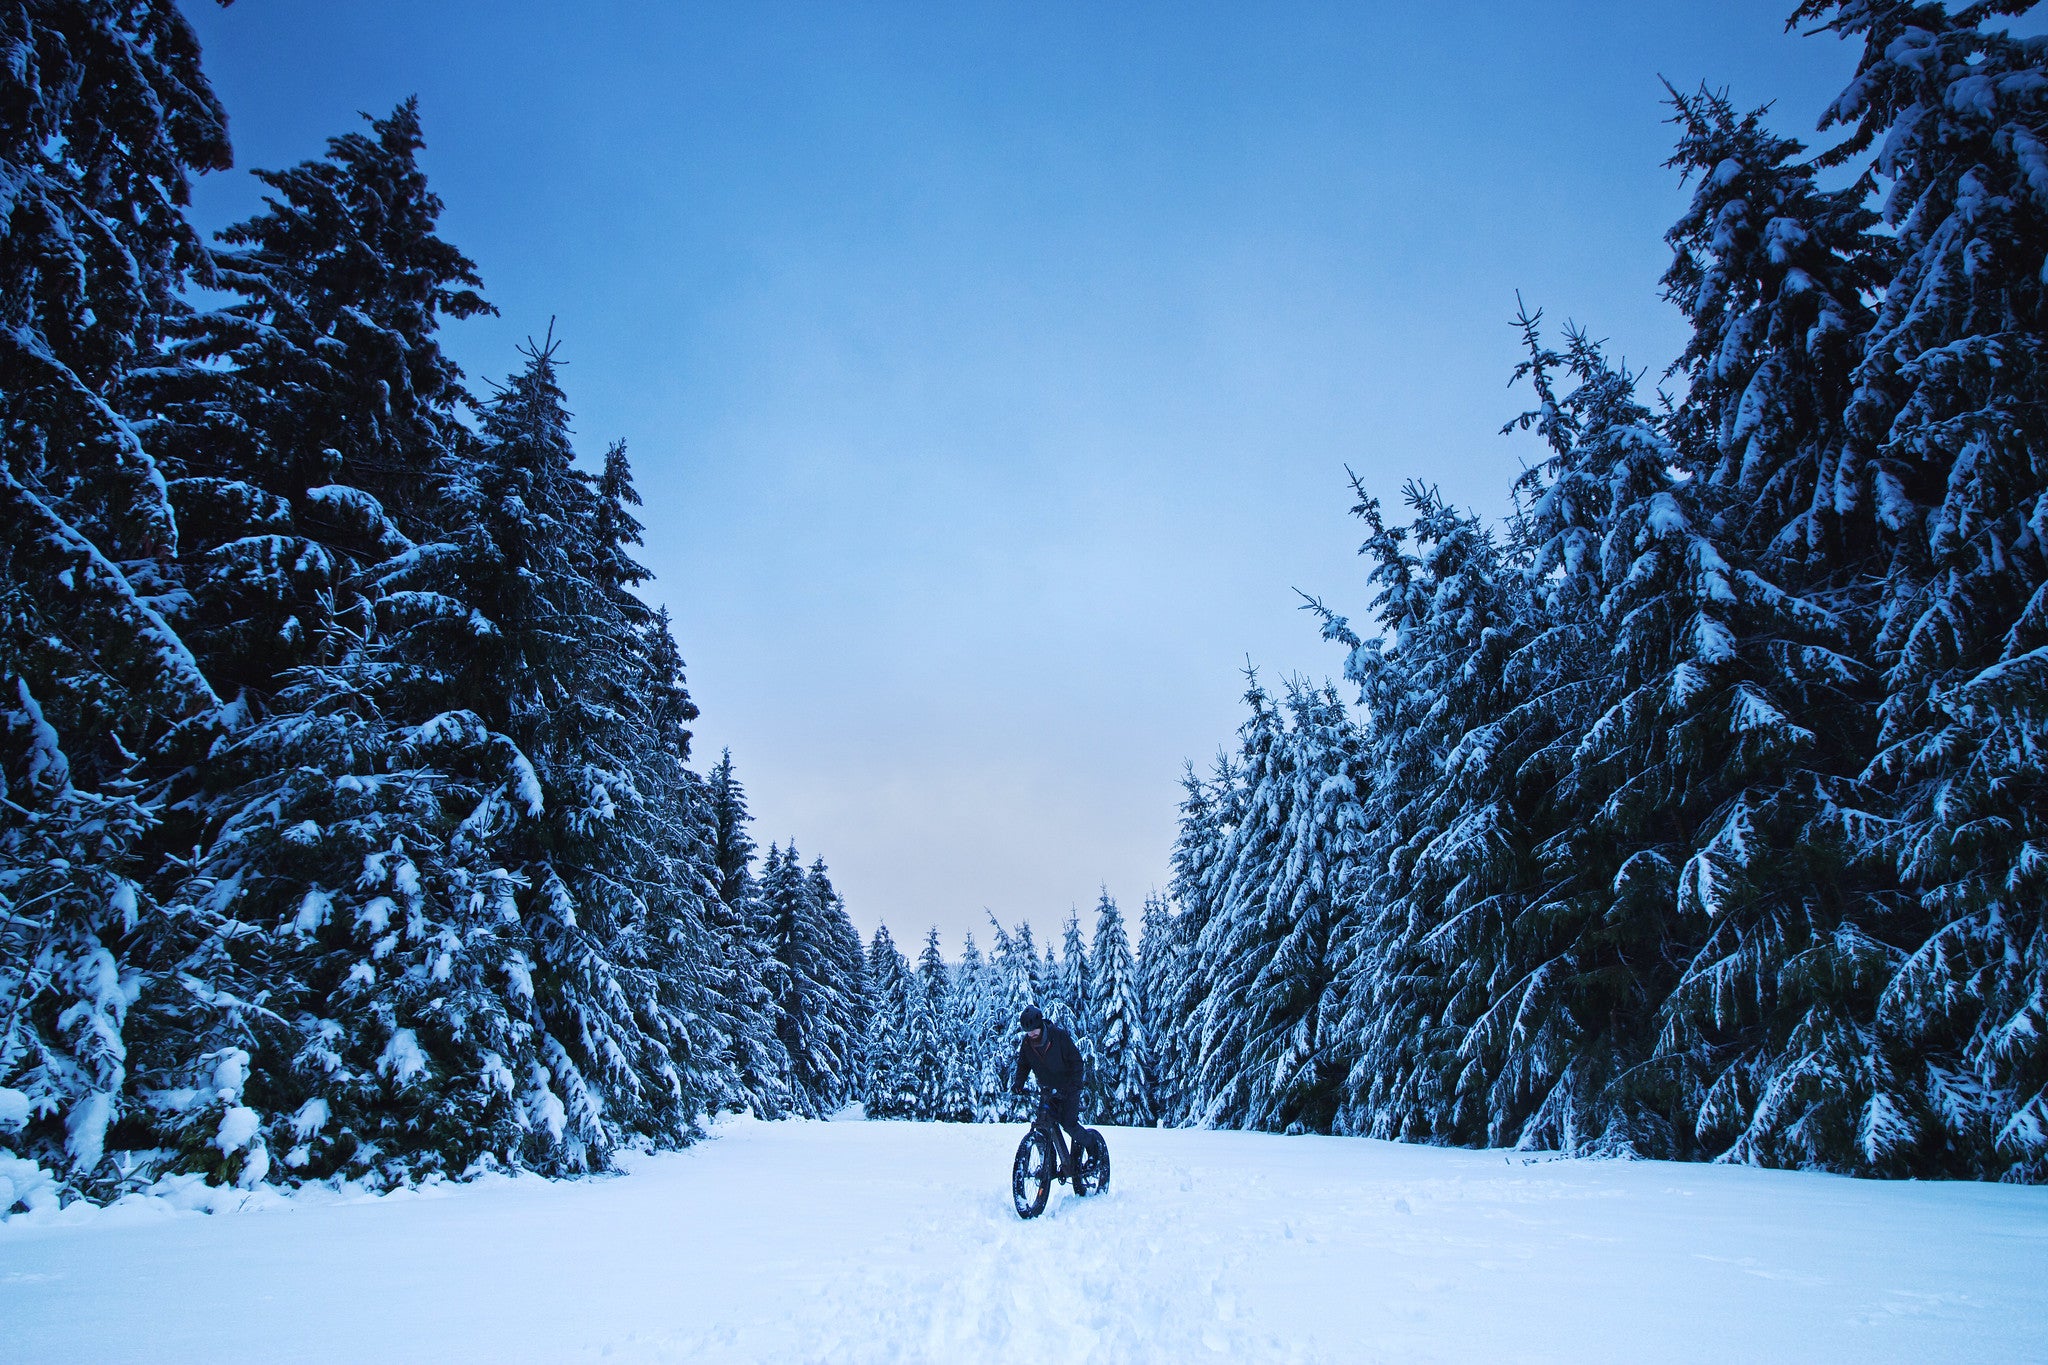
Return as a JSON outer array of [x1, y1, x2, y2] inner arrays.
[[1011, 1091, 1110, 1219]]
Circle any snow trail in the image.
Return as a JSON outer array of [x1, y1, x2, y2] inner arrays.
[[2, 1115, 2042, 1363]]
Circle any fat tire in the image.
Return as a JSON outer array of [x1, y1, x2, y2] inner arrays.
[[1012, 1129, 1054, 1219], [1073, 1129, 1110, 1196]]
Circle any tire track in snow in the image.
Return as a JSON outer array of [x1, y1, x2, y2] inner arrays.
[[615, 1130, 1322, 1363]]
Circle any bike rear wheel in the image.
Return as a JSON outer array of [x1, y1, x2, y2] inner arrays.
[[1012, 1129, 1054, 1219], [1073, 1128, 1110, 1196]]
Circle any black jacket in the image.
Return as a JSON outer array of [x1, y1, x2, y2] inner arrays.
[[1012, 1021, 1084, 1095]]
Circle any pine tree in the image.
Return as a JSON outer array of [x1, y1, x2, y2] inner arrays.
[[1, 0, 231, 782], [1182, 678, 1358, 1134], [130, 99, 490, 716], [951, 933, 1005, 1120], [0, 684, 159, 1190], [697, 751, 788, 1117], [761, 846, 860, 1116], [1055, 910, 1093, 1033], [1789, 0, 2048, 1179], [433, 340, 729, 1164], [1162, 758, 1242, 1128], [909, 928, 956, 1120], [1055, 908, 1098, 1106], [1479, 319, 1833, 1157], [1655, 84, 1905, 1174], [1311, 480, 1529, 1146], [1136, 892, 1177, 1125], [118, 99, 514, 1188], [989, 917, 1039, 1120], [1016, 922, 1042, 1012], [860, 926, 914, 1119], [707, 751, 758, 909], [1091, 892, 1149, 1126], [808, 858, 866, 1106], [1, 0, 231, 1197], [181, 693, 540, 1184], [1658, 84, 1886, 590], [762, 846, 825, 1115], [181, 338, 733, 1183]]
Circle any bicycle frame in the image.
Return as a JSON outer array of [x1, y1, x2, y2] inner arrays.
[[1033, 1093, 1074, 1174]]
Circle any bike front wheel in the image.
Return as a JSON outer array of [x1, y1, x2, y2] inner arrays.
[[1012, 1129, 1054, 1219]]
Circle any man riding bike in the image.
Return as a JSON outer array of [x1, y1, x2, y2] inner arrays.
[[1011, 1005, 1087, 1178]]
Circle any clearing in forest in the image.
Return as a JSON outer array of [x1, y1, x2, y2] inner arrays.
[[2, 1115, 2042, 1363]]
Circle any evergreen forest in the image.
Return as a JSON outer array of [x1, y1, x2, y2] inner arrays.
[[1154, 2, 2048, 1181], [4, 0, 2045, 1214], [0, 1, 866, 1208]]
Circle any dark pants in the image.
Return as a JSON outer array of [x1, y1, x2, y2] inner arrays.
[[1046, 1088, 1085, 1170]]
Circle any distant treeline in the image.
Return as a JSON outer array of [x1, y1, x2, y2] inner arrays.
[[857, 894, 1162, 1126], [1154, 5, 2048, 1181]]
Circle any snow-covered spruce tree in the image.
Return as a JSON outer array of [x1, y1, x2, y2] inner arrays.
[[0, 0, 232, 1201], [982, 920, 1016, 1117], [1013, 921, 1043, 1014], [1307, 480, 1532, 1147], [860, 925, 914, 1119], [1185, 678, 1361, 1134], [909, 928, 959, 1120], [1135, 892, 1178, 1125], [184, 340, 730, 1184], [1354, 310, 1855, 1162], [1659, 84, 1888, 591], [0, 680, 159, 1199], [951, 932, 1006, 1120], [1381, 322, 1677, 1157], [1054, 909, 1094, 1033], [151, 534, 519, 1185], [128, 99, 491, 717], [1054, 908, 1099, 1107], [946, 935, 977, 1118], [1654, 84, 1912, 1175], [1456, 323, 1787, 1156], [101, 102, 500, 1189], [1302, 321, 1725, 1157], [404, 342, 731, 1168], [1160, 757, 1243, 1127], [626, 609, 746, 1129], [1313, 486, 1438, 1145], [697, 750, 788, 1116], [1786, 0, 2048, 1182], [706, 750, 756, 910], [762, 845, 860, 1116], [1091, 892, 1150, 1126], [809, 858, 867, 1095], [761, 845, 819, 1113], [988, 916, 1039, 1120]]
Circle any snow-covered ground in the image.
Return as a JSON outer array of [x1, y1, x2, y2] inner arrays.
[[3, 1114, 2043, 1363]]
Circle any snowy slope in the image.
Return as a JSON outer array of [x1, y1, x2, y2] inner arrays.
[[3, 1115, 2042, 1364]]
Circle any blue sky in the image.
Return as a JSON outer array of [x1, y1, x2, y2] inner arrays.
[[182, 1, 1864, 953]]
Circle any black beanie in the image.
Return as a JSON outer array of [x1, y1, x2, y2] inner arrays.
[[1020, 1005, 1044, 1030]]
